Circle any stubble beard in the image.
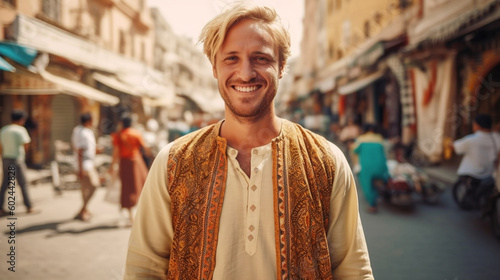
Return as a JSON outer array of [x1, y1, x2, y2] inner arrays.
[[219, 82, 277, 123]]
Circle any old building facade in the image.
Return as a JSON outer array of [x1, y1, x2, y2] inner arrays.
[[0, 0, 165, 166], [285, 0, 500, 164]]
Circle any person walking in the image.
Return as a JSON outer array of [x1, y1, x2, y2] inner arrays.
[[353, 124, 389, 213], [124, 3, 373, 279], [0, 110, 37, 216], [71, 113, 99, 221], [109, 115, 149, 226]]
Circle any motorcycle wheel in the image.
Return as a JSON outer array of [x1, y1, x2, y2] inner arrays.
[[452, 180, 475, 210], [491, 196, 500, 242], [423, 183, 440, 204]]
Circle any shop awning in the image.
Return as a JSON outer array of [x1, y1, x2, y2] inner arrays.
[[315, 77, 336, 93], [407, 0, 499, 48], [0, 57, 15, 72], [92, 72, 141, 96], [39, 70, 119, 105], [346, 14, 407, 68], [0, 41, 37, 66], [178, 91, 225, 113], [0, 88, 59, 95], [338, 69, 385, 96]]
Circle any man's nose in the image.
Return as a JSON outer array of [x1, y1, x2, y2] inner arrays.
[[237, 59, 257, 81]]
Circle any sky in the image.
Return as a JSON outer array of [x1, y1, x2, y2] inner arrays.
[[147, 0, 304, 58]]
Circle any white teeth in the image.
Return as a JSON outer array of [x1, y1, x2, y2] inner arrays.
[[234, 86, 259, 92]]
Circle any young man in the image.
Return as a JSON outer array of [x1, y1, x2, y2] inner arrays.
[[0, 110, 36, 216], [125, 3, 373, 279], [71, 113, 99, 221]]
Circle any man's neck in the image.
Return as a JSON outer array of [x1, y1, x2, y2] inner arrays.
[[220, 114, 282, 151], [220, 114, 281, 178]]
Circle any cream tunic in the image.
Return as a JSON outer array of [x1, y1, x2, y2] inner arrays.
[[124, 140, 373, 280]]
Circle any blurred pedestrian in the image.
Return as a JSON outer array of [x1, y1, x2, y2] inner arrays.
[[339, 116, 361, 145], [451, 114, 500, 206], [71, 113, 99, 221], [109, 115, 150, 226], [0, 110, 37, 216], [354, 124, 389, 213], [494, 121, 500, 190], [338, 116, 361, 164], [141, 116, 160, 168]]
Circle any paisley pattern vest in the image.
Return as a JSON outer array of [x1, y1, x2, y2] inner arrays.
[[166, 119, 335, 279]]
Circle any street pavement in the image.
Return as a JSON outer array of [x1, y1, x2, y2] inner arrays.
[[0, 172, 131, 280]]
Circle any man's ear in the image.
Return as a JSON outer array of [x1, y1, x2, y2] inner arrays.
[[212, 65, 218, 79], [279, 62, 286, 79]]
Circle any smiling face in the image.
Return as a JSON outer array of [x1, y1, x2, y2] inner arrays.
[[213, 19, 283, 121]]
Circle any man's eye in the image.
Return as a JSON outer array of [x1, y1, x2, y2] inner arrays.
[[225, 56, 238, 61], [255, 57, 268, 61]]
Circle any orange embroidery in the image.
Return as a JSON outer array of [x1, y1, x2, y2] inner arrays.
[[167, 120, 336, 279]]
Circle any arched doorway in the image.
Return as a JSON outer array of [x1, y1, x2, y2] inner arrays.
[[476, 63, 500, 128], [50, 94, 78, 157]]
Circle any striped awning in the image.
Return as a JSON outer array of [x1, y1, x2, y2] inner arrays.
[[0, 57, 15, 72]]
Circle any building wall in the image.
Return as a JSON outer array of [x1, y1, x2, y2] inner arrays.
[[299, 0, 320, 79], [0, 0, 39, 39], [325, 0, 407, 63], [54, 0, 154, 66]]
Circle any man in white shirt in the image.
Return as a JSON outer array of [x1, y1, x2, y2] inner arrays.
[[71, 113, 99, 221], [453, 114, 500, 207], [124, 3, 373, 279], [0, 110, 36, 216]]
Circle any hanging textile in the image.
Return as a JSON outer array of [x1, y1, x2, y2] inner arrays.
[[387, 55, 416, 127], [412, 54, 456, 163], [422, 60, 437, 107]]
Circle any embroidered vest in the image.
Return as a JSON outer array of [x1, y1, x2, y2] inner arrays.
[[166, 120, 335, 279]]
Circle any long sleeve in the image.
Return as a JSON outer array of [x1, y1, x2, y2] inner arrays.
[[327, 143, 374, 279], [124, 144, 174, 279]]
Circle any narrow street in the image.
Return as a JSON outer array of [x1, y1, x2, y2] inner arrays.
[[0, 180, 131, 280], [360, 184, 500, 280]]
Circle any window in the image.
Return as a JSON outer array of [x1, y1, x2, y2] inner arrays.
[[141, 42, 145, 61], [336, 0, 341, 10], [327, 0, 334, 14], [41, 0, 61, 22], [89, 5, 103, 37], [2, 0, 16, 7], [364, 21, 371, 38], [119, 31, 126, 55]]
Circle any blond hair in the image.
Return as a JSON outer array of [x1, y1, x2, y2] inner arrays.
[[199, 2, 291, 70]]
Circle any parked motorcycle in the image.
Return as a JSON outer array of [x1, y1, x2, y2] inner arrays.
[[372, 159, 443, 207], [489, 189, 500, 241], [452, 176, 500, 241]]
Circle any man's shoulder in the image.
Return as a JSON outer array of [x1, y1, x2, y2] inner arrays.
[[282, 119, 339, 156], [170, 123, 220, 150], [4, 124, 28, 134]]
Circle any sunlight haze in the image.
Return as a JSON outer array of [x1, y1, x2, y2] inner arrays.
[[148, 0, 304, 58]]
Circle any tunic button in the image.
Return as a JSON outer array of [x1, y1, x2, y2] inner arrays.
[[248, 235, 254, 241], [253, 150, 258, 155], [251, 185, 257, 191], [253, 167, 259, 173], [250, 205, 256, 212], [249, 225, 255, 232]]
